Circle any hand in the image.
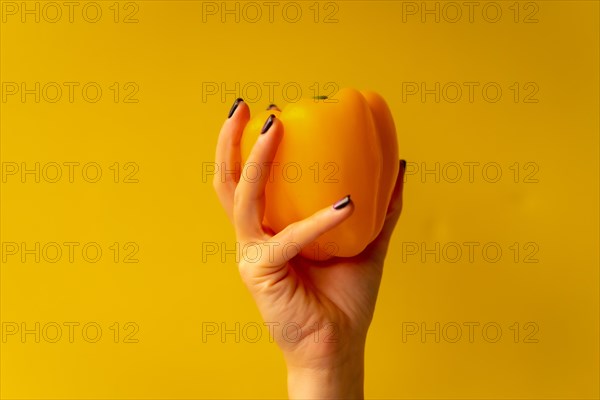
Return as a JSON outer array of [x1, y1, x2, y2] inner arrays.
[[213, 99, 406, 399]]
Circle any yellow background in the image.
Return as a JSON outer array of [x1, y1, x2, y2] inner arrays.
[[1, 0, 598, 398]]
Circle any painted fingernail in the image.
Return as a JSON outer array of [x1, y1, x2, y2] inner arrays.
[[333, 195, 351, 210], [400, 159, 406, 169], [261, 114, 275, 134], [267, 104, 280, 111], [228, 98, 243, 118]]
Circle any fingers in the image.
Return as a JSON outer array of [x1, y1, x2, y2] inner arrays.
[[233, 114, 284, 238], [213, 98, 250, 221], [262, 195, 355, 267], [364, 160, 406, 261]]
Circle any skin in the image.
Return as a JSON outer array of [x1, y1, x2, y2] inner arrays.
[[213, 100, 406, 399]]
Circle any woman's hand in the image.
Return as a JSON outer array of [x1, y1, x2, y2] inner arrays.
[[213, 99, 406, 399]]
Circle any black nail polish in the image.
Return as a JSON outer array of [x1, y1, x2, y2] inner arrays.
[[400, 159, 406, 169], [267, 104, 279, 110], [333, 195, 351, 210], [228, 98, 243, 118], [261, 114, 275, 134]]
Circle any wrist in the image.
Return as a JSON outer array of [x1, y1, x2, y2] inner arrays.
[[286, 350, 365, 399]]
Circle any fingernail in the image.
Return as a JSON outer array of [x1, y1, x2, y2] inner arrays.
[[400, 159, 406, 169], [333, 195, 351, 210], [267, 104, 280, 111], [228, 98, 243, 118], [261, 114, 275, 134]]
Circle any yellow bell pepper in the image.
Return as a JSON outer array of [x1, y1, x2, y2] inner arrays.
[[242, 88, 399, 260]]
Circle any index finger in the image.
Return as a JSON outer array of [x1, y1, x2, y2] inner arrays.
[[213, 98, 250, 220]]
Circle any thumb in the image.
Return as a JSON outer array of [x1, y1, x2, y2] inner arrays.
[[264, 195, 355, 267]]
